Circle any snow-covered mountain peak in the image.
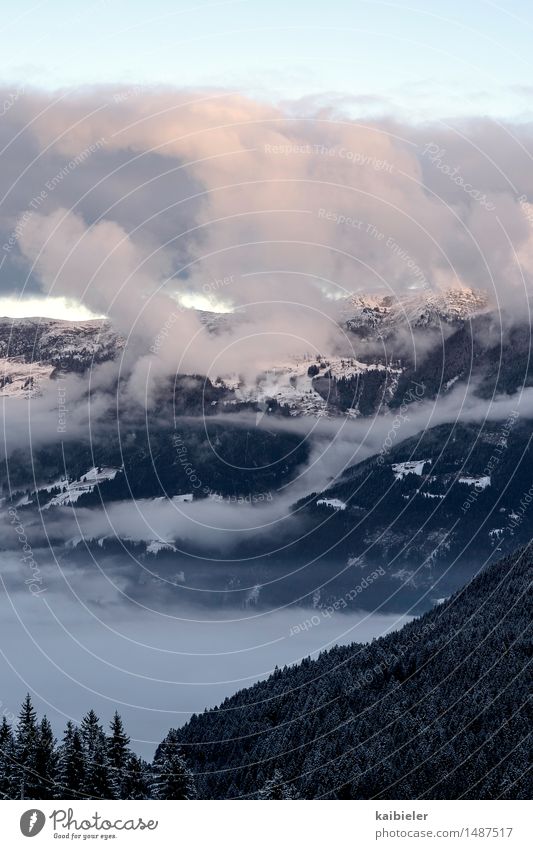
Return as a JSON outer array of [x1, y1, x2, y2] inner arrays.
[[342, 286, 490, 335]]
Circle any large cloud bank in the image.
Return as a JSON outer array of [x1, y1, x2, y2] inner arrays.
[[0, 87, 531, 385]]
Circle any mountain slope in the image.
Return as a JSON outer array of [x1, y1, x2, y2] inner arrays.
[[251, 415, 532, 601], [340, 286, 489, 337], [0, 316, 122, 396], [1, 287, 530, 413], [8, 416, 531, 613], [174, 547, 533, 799]]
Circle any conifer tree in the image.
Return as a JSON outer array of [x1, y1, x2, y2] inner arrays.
[[34, 716, 58, 798], [225, 780, 240, 799], [122, 753, 151, 799], [86, 734, 114, 799], [0, 717, 14, 799], [80, 709, 102, 756], [13, 694, 39, 799], [80, 710, 114, 799], [258, 769, 299, 799], [150, 730, 196, 799], [57, 721, 85, 799], [107, 711, 130, 797]]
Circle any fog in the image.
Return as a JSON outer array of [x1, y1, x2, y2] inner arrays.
[[2, 381, 531, 556], [0, 560, 410, 758]]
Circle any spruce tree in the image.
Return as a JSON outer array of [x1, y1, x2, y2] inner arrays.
[[122, 753, 151, 799], [258, 769, 299, 799], [80, 710, 113, 799], [13, 694, 39, 799], [86, 734, 114, 799], [34, 716, 58, 798], [57, 721, 85, 799], [80, 709, 102, 756], [107, 711, 130, 798], [0, 717, 14, 799], [150, 730, 196, 800]]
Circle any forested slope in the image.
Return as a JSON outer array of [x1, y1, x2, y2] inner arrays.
[[175, 547, 533, 799]]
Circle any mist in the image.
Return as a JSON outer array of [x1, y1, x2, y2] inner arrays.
[[0, 555, 410, 758], [0, 86, 528, 393]]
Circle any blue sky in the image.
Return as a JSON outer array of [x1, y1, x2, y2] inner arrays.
[[2, 0, 533, 119]]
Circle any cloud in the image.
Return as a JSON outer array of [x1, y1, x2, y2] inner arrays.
[[0, 89, 527, 358], [4, 380, 531, 561], [0, 83, 527, 421]]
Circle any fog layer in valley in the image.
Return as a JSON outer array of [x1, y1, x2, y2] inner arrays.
[[0, 560, 410, 757]]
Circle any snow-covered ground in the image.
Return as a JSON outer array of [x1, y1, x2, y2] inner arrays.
[[42, 467, 122, 508], [0, 316, 122, 363], [341, 286, 489, 334], [146, 540, 177, 555], [219, 355, 328, 416], [218, 355, 399, 417], [392, 459, 430, 479], [0, 358, 55, 397], [316, 497, 347, 510], [0, 318, 122, 396], [458, 475, 491, 489]]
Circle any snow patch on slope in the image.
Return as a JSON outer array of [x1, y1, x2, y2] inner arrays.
[[316, 497, 347, 510], [392, 459, 430, 479], [42, 467, 121, 508], [458, 475, 491, 490], [219, 355, 399, 418]]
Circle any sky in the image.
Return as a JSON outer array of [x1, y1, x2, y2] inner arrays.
[[1, 0, 533, 119], [0, 1, 532, 320]]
